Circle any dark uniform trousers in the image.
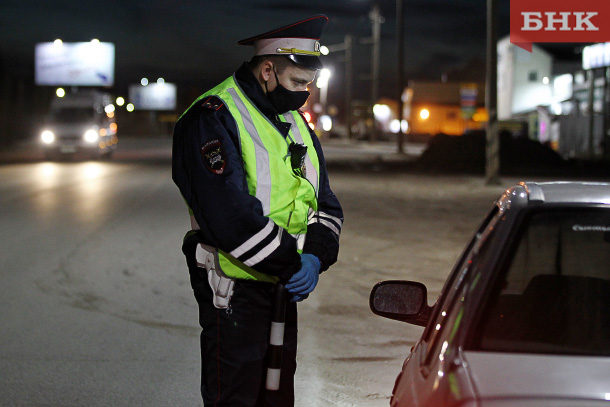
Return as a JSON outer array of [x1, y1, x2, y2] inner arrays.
[[183, 234, 298, 407]]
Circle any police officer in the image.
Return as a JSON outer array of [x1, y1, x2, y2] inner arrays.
[[172, 15, 343, 407]]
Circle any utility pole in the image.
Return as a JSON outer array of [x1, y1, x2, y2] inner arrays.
[[369, 4, 382, 143], [485, 0, 501, 184], [396, 0, 405, 153], [345, 35, 353, 140], [586, 70, 595, 159]]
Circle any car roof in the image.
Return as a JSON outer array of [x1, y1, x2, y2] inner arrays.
[[500, 182, 610, 210]]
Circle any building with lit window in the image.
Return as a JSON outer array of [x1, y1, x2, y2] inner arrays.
[[401, 81, 488, 137], [497, 36, 610, 161]]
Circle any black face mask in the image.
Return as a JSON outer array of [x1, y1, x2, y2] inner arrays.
[[265, 70, 310, 114]]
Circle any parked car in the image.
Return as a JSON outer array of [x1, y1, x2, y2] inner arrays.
[[370, 181, 610, 407]]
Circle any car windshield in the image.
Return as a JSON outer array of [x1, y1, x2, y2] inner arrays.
[[475, 208, 610, 356], [49, 107, 95, 124]]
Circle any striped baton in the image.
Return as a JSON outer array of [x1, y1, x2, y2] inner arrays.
[[266, 282, 287, 390]]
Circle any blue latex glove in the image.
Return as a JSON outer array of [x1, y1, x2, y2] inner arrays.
[[286, 254, 320, 298], [290, 293, 309, 302]]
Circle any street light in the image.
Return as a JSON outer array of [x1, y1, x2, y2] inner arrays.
[[323, 35, 354, 139], [316, 68, 332, 134], [316, 68, 331, 104]]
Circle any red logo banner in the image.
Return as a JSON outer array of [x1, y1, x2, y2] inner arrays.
[[510, 0, 610, 52]]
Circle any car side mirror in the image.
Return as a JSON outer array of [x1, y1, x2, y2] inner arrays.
[[369, 280, 432, 327]]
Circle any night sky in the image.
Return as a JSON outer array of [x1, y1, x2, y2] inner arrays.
[[0, 0, 511, 102]]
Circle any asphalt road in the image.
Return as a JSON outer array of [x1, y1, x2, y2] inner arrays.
[[0, 138, 525, 406]]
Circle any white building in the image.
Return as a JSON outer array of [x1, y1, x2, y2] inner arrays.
[[497, 36, 553, 120], [497, 37, 610, 160]]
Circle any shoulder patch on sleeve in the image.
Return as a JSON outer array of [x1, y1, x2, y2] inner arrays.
[[201, 96, 224, 111], [201, 139, 226, 175]]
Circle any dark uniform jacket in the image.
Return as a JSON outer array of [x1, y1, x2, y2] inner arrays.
[[172, 62, 343, 282]]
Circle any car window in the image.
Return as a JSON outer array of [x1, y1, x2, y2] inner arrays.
[[474, 207, 610, 356], [422, 205, 502, 365]]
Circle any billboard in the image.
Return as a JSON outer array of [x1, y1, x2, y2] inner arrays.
[[582, 42, 610, 70], [129, 83, 177, 110], [35, 41, 115, 86]]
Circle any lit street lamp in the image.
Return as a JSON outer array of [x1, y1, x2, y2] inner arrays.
[[316, 68, 332, 133], [317, 68, 331, 109], [322, 35, 353, 139]]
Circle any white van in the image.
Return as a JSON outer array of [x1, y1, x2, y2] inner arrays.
[[40, 90, 118, 159]]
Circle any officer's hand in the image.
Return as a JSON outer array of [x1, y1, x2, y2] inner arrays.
[[286, 254, 320, 297], [290, 293, 309, 302]]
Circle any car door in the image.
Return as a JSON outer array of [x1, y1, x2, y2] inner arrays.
[[391, 205, 502, 407]]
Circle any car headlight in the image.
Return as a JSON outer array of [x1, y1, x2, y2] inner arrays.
[[41, 130, 55, 144], [83, 129, 99, 143]]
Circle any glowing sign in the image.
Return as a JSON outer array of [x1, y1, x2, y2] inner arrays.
[[35, 41, 115, 86], [582, 42, 610, 70], [129, 83, 177, 111]]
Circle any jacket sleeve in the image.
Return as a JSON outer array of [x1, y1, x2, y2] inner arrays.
[[172, 99, 301, 281], [302, 128, 344, 272]]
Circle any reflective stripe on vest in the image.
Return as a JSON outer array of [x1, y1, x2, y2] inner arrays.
[[226, 87, 273, 215], [188, 75, 320, 282], [190, 214, 307, 252]]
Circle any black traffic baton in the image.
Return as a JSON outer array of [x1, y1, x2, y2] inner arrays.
[[266, 282, 287, 391]]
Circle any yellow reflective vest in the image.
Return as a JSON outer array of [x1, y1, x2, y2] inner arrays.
[[187, 75, 320, 282]]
